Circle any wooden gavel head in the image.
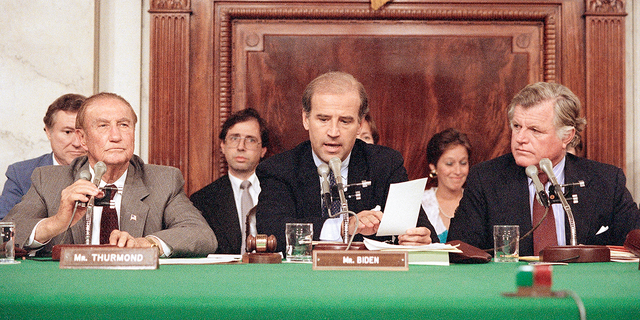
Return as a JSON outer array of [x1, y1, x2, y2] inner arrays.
[[246, 234, 277, 253]]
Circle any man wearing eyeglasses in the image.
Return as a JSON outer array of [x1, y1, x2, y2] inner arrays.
[[190, 108, 269, 254]]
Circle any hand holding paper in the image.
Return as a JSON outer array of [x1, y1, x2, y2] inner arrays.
[[376, 178, 428, 236]]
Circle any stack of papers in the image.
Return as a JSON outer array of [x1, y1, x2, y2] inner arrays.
[[363, 238, 462, 266]]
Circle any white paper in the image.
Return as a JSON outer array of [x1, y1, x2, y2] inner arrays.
[[363, 238, 462, 252], [375, 178, 428, 236], [158, 254, 242, 265]]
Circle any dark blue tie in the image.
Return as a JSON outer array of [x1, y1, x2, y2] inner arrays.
[[322, 170, 342, 218]]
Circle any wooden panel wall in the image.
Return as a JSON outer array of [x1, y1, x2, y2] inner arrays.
[[149, 0, 626, 195]]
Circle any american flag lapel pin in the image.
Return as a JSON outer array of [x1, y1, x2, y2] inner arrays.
[[130, 214, 137, 221]]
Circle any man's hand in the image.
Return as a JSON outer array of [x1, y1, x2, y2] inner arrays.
[[347, 210, 383, 236], [397, 227, 432, 246], [109, 230, 150, 248], [35, 180, 102, 243]]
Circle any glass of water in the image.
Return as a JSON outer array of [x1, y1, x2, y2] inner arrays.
[[285, 223, 313, 262], [0, 222, 16, 264]]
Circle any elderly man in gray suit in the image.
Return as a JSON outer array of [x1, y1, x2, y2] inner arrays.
[[3, 93, 217, 257]]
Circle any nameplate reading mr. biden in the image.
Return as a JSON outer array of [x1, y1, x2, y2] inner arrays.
[[312, 250, 408, 271], [59, 246, 159, 270]]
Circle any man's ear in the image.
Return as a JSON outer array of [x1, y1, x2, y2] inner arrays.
[[77, 129, 89, 151], [561, 127, 576, 148], [302, 111, 310, 130]]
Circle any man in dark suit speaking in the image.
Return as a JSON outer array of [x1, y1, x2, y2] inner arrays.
[[448, 82, 640, 256], [190, 108, 269, 254], [3, 93, 217, 257], [256, 71, 436, 252]]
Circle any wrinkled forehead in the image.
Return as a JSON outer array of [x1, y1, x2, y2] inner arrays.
[[84, 97, 137, 123]]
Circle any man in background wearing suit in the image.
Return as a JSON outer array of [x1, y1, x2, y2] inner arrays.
[[448, 82, 640, 256], [256, 71, 436, 252], [3, 92, 217, 257], [190, 108, 269, 254], [0, 93, 87, 219]]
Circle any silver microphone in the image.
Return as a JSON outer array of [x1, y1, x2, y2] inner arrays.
[[525, 165, 549, 208], [329, 157, 347, 210], [317, 164, 333, 217], [85, 161, 107, 244], [539, 157, 577, 245], [92, 161, 107, 187]]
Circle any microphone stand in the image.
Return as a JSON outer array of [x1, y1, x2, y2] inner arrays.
[[538, 158, 610, 263]]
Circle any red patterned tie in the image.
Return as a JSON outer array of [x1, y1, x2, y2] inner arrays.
[[533, 173, 557, 255], [99, 184, 119, 244]]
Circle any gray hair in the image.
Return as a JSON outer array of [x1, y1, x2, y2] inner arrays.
[[507, 82, 586, 147]]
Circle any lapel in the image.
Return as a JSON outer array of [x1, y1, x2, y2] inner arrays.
[[119, 159, 150, 238], [298, 143, 323, 216], [219, 175, 243, 247], [346, 142, 371, 211], [561, 153, 592, 243]]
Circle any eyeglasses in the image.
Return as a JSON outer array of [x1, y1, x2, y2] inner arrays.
[[225, 135, 261, 149]]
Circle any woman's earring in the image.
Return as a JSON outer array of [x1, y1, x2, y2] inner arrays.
[[428, 170, 437, 179]]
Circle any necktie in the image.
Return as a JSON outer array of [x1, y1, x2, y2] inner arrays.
[[240, 180, 254, 253], [321, 170, 342, 218], [532, 173, 557, 255], [99, 184, 119, 244]]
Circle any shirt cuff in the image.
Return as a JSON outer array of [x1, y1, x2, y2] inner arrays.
[[25, 219, 50, 249], [319, 216, 344, 242]]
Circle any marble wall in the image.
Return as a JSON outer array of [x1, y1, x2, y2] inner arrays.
[[0, 1, 95, 180], [0, 0, 147, 191]]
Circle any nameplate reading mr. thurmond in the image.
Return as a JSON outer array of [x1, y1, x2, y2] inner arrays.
[[312, 250, 408, 271], [59, 246, 158, 270]]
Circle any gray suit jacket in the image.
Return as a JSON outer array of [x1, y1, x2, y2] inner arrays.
[[4, 155, 217, 257]]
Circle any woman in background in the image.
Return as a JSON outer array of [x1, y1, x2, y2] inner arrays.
[[422, 128, 472, 243]]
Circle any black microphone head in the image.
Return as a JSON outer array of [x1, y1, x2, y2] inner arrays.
[[525, 165, 538, 179], [78, 170, 92, 181]]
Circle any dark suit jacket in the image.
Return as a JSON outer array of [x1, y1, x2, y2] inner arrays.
[[0, 153, 53, 219], [190, 175, 244, 254], [256, 139, 437, 252], [448, 153, 640, 256], [3, 155, 218, 257]]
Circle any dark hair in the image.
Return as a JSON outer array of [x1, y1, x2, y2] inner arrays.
[[219, 108, 270, 148], [426, 128, 472, 166], [363, 113, 380, 144], [76, 92, 137, 130], [43, 93, 86, 128], [302, 71, 369, 120]]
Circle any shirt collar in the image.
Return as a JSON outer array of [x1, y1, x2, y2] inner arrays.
[[228, 171, 259, 191]]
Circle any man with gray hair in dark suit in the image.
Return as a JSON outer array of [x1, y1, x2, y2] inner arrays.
[[3, 92, 217, 257]]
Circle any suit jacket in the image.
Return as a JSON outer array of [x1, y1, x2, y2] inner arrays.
[[0, 153, 53, 219], [256, 139, 437, 252], [3, 155, 218, 257], [190, 175, 244, 254], [448, 153, 640, 256]]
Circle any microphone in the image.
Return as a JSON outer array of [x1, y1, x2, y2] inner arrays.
[[317, 164, 333, 217], [329, 157, 350, 245], [92, 161, 107, 187], [539, 158, 577, 246], [85, 161, 107, 244], [79, 170, 92, 182], [329, 157, 347, 210], [525, 165, 550, 208]]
